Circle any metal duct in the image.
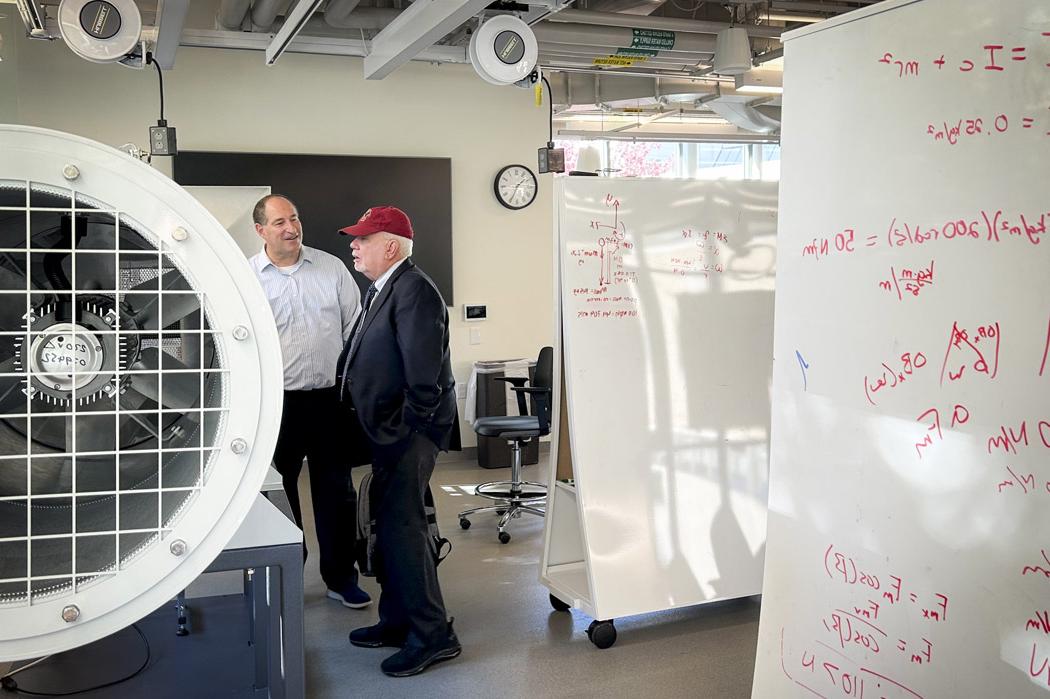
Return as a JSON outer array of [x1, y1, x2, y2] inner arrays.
[[534, 22, 717, 53], [323, 6, 399, 29], [217, 0, 252, 30], [324, 0, 364, 27], [251, 0, 287, 30], [547, 71, 716, 108], [705, 95, 780, 133], [584, 0, 666, 16], [545, 9, 783, 39]]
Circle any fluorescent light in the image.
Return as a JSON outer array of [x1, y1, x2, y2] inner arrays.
[[735, 85, 783, 95]]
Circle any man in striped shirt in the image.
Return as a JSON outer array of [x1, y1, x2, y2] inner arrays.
[[250, 194, 371, 609]]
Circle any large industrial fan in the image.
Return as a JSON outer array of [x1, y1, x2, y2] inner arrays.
[[0, 125, 282, 661]]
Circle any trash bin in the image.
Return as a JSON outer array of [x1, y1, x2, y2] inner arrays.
[[466, 358, 540, 469]]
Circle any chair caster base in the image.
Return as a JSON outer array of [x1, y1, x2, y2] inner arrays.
[[549, 593, 571, 612], [498, 531, 511, 544], [459, 517, 471, 530], [587, 620, 617, 649]]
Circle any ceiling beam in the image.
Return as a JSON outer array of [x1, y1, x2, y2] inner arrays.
[[265, 0, 326, 66], [152, 0, 190, 69], [363, 0, 491, 80]]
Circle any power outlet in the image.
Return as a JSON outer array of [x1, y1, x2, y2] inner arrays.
[[469, 328, 481, 345]]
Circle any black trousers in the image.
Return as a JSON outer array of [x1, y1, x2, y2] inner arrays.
[[370, 432, 449, 648], [273, 386, 359, 590]]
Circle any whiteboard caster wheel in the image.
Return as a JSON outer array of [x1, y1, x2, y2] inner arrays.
[[498, 531, 511, 544], [549, 593, 571, 612], [587, 620, 616, 649], [459, 517, 471, 530]]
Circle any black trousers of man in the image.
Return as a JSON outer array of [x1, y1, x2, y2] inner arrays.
[[369, 432, 449, 648], [273, 386, 359, 590]]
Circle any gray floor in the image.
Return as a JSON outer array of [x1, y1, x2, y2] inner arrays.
[[295, 449, 762, 698]]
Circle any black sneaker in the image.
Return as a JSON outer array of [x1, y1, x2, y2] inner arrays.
[[380, 621, 461, 677], [349, 623, 407, 649]]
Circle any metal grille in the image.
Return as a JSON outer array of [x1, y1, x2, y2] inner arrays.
[[0, 180, 228, 605]]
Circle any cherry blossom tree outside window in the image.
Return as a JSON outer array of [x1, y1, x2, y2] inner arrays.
[[607, 141, 679, 178]]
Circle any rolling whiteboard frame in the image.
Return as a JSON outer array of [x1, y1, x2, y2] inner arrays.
[[752, 1, 1050, 696], [541, 176, 777, 624]]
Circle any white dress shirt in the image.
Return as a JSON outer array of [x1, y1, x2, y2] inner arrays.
[[251, 245, 361, 391], [372, 257, 408, 297]]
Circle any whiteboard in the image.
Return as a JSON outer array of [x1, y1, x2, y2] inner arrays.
[[753, 1, 1050, 697], [558, 177, 776, 619], [183, 185, 270, 258]]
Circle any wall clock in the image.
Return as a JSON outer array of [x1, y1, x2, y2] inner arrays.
[[493, 164, 538, 210]]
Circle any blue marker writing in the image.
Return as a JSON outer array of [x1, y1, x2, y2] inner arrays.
[[796, 350, 810, 391]]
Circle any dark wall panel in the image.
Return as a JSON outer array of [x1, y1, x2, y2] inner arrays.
[[173, 152, 453, 304]]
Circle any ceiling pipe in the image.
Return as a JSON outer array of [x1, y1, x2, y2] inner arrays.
[[541, 53, 704, 72], [545, 9, 784, 39], [535, 22, 718, 53], [252, 0, 287, 30], [269, 8, 400, 33], [760, 12, 826, 23], [583, 0, 667, 16], [217, 0, 253, 30], [324, 0, 365, 27], [538, 42, 710, 63]]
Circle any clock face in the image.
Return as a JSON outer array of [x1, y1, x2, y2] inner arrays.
[[494, 164, 538, 210]]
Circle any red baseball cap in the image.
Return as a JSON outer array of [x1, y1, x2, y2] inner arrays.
[[338, 206, 414, 239]]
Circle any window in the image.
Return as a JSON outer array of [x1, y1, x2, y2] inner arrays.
[[607, 141, 680, 178], [695, 144, 747, 180], [552, 141, 780, 181]]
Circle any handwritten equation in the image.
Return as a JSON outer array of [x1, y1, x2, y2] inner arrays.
[[672, 228, 730, 277], [778, 542, 955, 699], [800, 208, 1046, 262], [569, 193, 736, 321]]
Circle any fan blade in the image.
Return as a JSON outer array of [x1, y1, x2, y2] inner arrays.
[[0, 359, 26, 415], [129, 348, 199, 410], [132, 272, 198, 330], [78, 221, 116, 251], [73, 251, 116, 291]]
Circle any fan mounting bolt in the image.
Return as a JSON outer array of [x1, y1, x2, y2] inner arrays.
[[62, 164, 80, 181], [61, 605, 81, 623], [171, 227, 189, 242], [232, 326, 249, 341], [103, 311, 118, 326], [230, 438, 248, 454], [101, 384, 114, 395], [169, 539, 188, 557]]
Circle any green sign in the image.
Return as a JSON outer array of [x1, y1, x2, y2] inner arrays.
[[630, 28, 675, 50]]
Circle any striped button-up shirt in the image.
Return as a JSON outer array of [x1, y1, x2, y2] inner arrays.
[[250, 245, 361, 391]]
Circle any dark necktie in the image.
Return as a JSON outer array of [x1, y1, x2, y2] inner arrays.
[[347, 283, 377, 360]]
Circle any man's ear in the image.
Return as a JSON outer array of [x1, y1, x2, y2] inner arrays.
[[254, 223, 265, 240]]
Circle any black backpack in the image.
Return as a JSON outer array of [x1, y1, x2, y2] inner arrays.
[[355, 471, 451, 577]]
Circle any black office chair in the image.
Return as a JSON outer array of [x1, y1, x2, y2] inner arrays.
[[458, 346, 553, 544]]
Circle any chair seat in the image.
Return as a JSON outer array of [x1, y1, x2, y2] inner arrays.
[[473, 415, 541, 439]]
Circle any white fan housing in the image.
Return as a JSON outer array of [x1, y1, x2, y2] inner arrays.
[[57, 0, 142, 64], [469, 16, 539, 86], [0, 125, 283, 661]]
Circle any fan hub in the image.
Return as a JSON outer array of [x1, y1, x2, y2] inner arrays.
[[16, 299, 131, 405], [30, 321, 104, 391]]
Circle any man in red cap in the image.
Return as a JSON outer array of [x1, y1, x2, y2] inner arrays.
[[335, 206, 462, 677]]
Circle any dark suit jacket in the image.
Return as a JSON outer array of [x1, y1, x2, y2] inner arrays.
[[337, 259, 462, 452]]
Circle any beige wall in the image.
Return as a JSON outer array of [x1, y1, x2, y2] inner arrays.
[[7, 34, 555, 447]]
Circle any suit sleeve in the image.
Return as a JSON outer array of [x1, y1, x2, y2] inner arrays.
[[393, 276, 447, 433]]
